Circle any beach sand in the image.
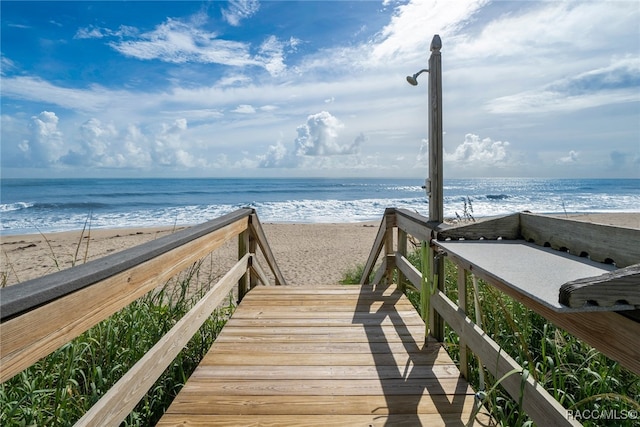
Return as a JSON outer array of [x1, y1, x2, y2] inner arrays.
[[2, 213, 638, 288], [1, 222, 381, 287]]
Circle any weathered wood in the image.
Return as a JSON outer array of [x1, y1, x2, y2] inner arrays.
[[370, 257, 387, 286], [360, 209, 391, 285], [159, 285, 488, 426], [436, 240, 619, 312], [163, 394, 479, 416], [457, 267, 469, 379], [0, 208, 252, 321], [158, 413, 490, 426], [442, 246, 640, 375], [437, 213, 521, 240], [397, 228, 407, 291], [250, 254, 271, 287], [0, 218, 248, 383], [384, 226, 394, 284], [238, 229, 250, 299], [75, 255, 248, 427], [431, 290, 581, 427], [559, 263, 640, 308], [395, 208, 439, 241], [249, 212, 287, 286], [520, 212, 640, 267], [395, 252, 422, 291]]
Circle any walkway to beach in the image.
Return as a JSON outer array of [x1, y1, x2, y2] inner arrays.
[[157, 283, 489, 426]]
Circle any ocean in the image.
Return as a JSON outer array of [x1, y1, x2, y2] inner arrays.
[[1, 178, 638, 235]]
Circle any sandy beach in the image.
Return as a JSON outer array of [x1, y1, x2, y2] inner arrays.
[[2, 212, 638, 288], [1, 222, 381, 287]]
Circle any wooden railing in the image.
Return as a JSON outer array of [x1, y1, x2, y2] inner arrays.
[[361, 208, 640, 427], [0, 208, 285, 425]]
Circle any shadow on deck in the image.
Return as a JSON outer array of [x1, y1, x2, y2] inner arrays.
[[157, 283, 490, 426]]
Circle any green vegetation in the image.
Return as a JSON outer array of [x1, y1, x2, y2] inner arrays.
[[0, 261, 235, 426], [346, 253, 640, 427]]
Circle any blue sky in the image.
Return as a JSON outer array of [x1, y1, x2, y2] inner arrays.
[[2, 0, 639, 179]]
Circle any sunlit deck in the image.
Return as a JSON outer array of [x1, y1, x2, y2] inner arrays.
[[157, 284, 489, 426]]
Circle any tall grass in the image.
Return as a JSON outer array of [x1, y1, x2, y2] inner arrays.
[[0, 260, 235, 426], [346, 252, 640, 427]]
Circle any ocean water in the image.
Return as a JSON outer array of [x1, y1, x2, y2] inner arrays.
[[1, 178, 638, 235]]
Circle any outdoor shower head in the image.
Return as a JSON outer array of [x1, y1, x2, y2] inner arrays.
[[406, 69, 429, 86]]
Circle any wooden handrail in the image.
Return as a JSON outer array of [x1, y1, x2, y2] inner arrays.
[[0, 208, 285, 390], [362, 207, 640, 426]]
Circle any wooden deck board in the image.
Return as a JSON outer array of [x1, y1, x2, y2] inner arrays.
[[158, 284, 490, 426]]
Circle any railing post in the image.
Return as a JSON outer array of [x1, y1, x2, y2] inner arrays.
[[384, 223, 394, 285], [457, 267, 469, 379], [397, 228, 407, 292], [238, 229, 250, 301]]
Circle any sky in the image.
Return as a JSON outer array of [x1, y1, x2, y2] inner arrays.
[[1, 0, 639, 179]]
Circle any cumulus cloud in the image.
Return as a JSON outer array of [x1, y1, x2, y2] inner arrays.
[[24, 111, 65, 166], [221, 0, 260, 26], [258, 111, 364, 168], [445, 134, 510, 166], [295, 111, 361, 156], [557, 150, 579, 165]]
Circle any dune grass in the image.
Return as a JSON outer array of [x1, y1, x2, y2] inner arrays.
[[344, 250, 640, 427], [0, 260, 235, 426]]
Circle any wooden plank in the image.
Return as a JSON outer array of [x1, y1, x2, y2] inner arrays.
[[249, 213, 287, 286], [0, 208, 252, 321], [178, 377, 471, 396], [395, 209, 438, 241], [436, 212, 521, 240], [226, 316, 426, 327], [0, 218, 248, 383], [157, 413, 491, 426], [520, 212, 640, 267], [74, 255, 248, 427], [214, 326, 425, 343], [162, 394, 480, 416], [436, 240, 618, 312], [559, 263, 640, 309], [191, 364, 462, 380], [249, 253, 271, 287], [360, 210, 390, 285], [395, 252, 422, 290], [159, 285, 486, 426], [431, 289, 581, 427], [200, 350, 451, 367], [441, 243, 640, 375]]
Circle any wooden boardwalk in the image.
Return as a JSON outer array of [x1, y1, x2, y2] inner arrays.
[[158, 284, 490, 426]]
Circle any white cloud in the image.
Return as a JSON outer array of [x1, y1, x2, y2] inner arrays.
[[232, 104, 256, 114], [295, 111, 360, 156], [25, 111, 65, 166], [557, 150, 579, 165], [486, 56, 640, 114], [256, 111, 365, 168], [110, 19, 256, 67], [221, 0, 260, 26], [100, 16, 295, 77], [445, 133, 510, 166], [256, 35, 287, 76], [371, 0, 488, 63], [74, 25, 137, 40], [454, 2, 639, 60]]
